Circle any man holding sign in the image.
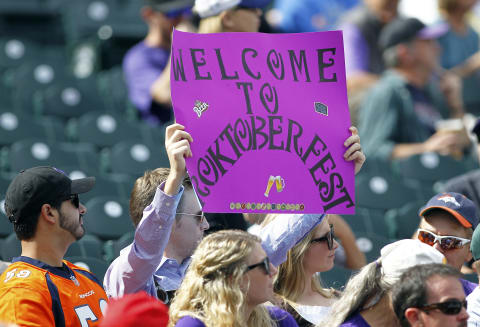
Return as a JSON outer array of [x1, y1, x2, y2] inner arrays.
[[105, 23, 365, 305]]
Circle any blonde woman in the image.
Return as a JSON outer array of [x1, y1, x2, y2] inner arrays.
[[168, 230, 298, 327], [262, 214, 339, 326], [194, 0, 269, 34]]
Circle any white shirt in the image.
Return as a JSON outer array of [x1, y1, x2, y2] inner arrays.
[[468, 286, 480, 326]]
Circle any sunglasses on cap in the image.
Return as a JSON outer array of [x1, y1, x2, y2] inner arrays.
[[418, 299, 467, 315], [246, 256, 270, 275], [417, 229, 470, 251], [311, 224, 335, 250]]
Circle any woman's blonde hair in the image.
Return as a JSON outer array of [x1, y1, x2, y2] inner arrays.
[[261, 215, 337, 304], [168, 230, 276, 327]]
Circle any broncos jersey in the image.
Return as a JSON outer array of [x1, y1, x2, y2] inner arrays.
[[0, 256, 108, 327]]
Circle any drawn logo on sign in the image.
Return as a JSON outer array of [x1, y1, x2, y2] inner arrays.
[[264, 175, 286, 197], [314, 102, 328, 116], [193, 100, 209, 118]]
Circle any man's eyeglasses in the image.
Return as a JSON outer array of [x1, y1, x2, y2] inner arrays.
[[176, 212, 206, 225], [65, 194, 79, 209], [417, 229, 470, 251], [311, 224, 335, 250], [418, 299, 467, 315], [246, 256, 270, 275]]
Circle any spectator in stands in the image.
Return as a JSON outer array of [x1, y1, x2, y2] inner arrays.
[[391, 263, 468, 327], [437, 0, 480, 115], [169, 230, 297, 326], [0, 167, 107, 326], [194, 0, 270, 33], [268, 0, 358, 33], [415, 192, 478, 295], [104, 123, 365, 304], [442, 119, 480, 211], [123, 0, 195, 125], [100, 291, 169, 327], [322, 239, 445, 327], [359, 17, 470, 162], [338, 0, 400, 121], [261, 214, 364, 326], [466, 224, 480, 325]]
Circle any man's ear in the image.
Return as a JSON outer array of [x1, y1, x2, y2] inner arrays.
[[40, 204, 57, 225], [405, 307, 422, 326]]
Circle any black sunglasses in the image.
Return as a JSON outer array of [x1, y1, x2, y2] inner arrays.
[[419, 299, 467, 315], [246, 256, 270, 275], [65, 194, 79, 208], [311, 224, 335, 250]]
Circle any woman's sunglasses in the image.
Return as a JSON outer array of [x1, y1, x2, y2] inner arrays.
[[419, 299, 467, 315], [246, 256, 270, 275], [311, 224, 335, 250], [417, 229, 470, 251]]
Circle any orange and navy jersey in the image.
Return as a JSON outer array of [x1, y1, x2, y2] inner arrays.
[[0, 256, 108, 327]]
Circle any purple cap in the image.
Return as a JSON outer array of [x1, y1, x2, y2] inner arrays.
[[419, 192, 478, 230]]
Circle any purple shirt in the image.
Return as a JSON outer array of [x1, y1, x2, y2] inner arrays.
[[174, 306, 299, 326], [340, 313, 370, 327], [341, 23, 369, 75], [103, 183, 325, 299], [123, 41, 172, 125], [462, 278, 478, 296]]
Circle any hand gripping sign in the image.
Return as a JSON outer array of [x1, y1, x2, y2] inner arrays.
[[170, 30, 355, 214]]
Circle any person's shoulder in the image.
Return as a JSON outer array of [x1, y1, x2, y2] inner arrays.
[[0, 260, 48, 289], [174, 315, 206, 327], [460, 278, 478, 296], [267, 306, 298, 326]]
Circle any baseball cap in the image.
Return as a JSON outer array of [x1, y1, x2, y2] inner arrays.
[[380, 239, 445, 285], [99, 292, 169, 327], [193, 0, 271, 18], [4, 166, 95, 224], [144, 0, 194, 15], [419, 192, 478, 230], [379, 17, 448, 51]]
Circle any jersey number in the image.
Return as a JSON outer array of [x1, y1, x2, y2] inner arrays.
[[74, 299, 107, 327]]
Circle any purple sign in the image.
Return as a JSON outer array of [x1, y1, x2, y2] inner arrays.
[[170, 30, 354, 214]]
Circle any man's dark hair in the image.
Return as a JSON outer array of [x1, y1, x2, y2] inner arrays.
[[12, 198, 63, 240], [391, 263, 461, 327]]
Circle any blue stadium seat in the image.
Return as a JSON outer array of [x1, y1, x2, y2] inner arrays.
[[109, 141, 169, 177], [74, 111, 143, 148], [84, 196, 134, 240], [8, 139, 100, 174]]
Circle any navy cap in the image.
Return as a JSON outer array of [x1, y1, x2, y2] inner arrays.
[[379, 17, 448, 51], [419, 192, 478, 230], [194, 0, 270, 18], [4, 166, 95, 224]]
